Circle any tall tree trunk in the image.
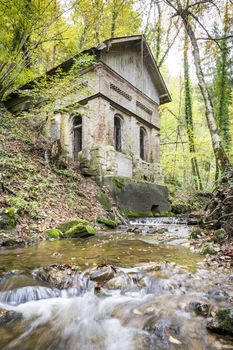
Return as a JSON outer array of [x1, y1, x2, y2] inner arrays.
[[173, 2, 229, 175], [215, 0, 231, 150], [183, 31, 203, 190], [155, 1, 162, 62]]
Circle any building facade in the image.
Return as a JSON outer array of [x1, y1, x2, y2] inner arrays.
[[44, 36, 171, 184], [6, 36, 172, 214]]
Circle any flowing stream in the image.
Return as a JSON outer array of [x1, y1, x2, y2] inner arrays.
[[0, 218, 232, 349]]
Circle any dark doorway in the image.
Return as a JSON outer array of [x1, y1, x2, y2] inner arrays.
[[114, 116, 122, 152], [140, 127, 146, 160], [73, 116, 82, 161]]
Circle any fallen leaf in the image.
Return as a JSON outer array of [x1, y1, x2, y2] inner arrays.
[[133, 308, 142, 316], [169, 336, 182, 345]]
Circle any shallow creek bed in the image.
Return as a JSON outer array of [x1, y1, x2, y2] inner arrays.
[[0, 218, 232, 349]]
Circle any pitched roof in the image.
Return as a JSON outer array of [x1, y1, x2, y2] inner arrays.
[[9, 35, 171, 104]]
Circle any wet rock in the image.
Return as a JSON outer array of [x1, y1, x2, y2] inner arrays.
[[187, 218, 199, 225], [151, 227, 168, 234], [106, 273, 132, 289], [32, 263, 80, 289], [189, 301, 210, 317], [136, 262, 161, 272], [89, 265, 116, 283], [207, 309, 233, 335], [0, 308, 22, 325], [0, 233, 25, 247], [143, 316, 180, 344], [207, 290, 229, 301]]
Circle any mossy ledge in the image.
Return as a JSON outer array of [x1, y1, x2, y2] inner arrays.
[[44, 219, 96, 240], [97, 216, 121, 228]]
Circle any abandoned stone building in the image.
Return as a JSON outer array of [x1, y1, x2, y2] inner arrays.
[[7, 35, 172, 213]]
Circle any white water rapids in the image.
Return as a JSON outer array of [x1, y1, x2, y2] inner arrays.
[[0, 218, 232, 349]]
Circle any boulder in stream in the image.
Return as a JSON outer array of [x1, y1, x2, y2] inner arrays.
[[106, 273, 133, 290], [0, 308, 22, 325], [189, 301, 211, 317], [89, 265, 116, 283], [32, 263, 80, 289], [207, 308, 233, 335]]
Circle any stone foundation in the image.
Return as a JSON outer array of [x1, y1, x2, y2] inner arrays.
[[99, 177, 171, 215], [78, 144, 163, 184]]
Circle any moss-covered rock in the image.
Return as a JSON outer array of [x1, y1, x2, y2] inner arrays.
[[0, 207, 17, 230], [124, 210, 154, 218], [112, 177, 125, 190], [96, 191, 112, 211], [212, 228, 226, 243], [207, 309, 233, 335], [0, 308, 22, 325], [44, 229, 62, 239], [57, 219, 88, 233], [171, 201, 191, 214], [190, 227, 203, 240], [202, 245, 216, 255], [65, 223, 95, 237], [97, 216, 120, 228], [56, 219, 95, 238]]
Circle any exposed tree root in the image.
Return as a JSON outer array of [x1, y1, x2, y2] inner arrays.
[[202, 167, 233, 239]]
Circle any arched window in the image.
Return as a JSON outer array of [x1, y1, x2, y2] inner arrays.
[[140, 127, 147, 161], [114, 115, 122, 152], [73, 115, 82, 161]]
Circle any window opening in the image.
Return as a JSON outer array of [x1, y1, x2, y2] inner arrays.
[[114, 116, 122, 152], [140, 127, 146, 160], [73, 116, 82, 161]]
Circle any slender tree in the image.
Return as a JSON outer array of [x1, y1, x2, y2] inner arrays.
[[183, 31, 203, 190], [214, 0, 232, 151], [164, 0, 230, 176]]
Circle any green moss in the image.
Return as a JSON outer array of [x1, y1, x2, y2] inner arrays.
[[207, 309, 233, 335], [97, 216, 120, 228], [202, 246, 216, 255], [3, 208, 17, 228], [85, 225, 96, 234], [57, 219, 88, 233], [112, 177, 125, 190], [212, 228, 226, 243], [190, 227, 202, 240], [44, 229, 62, 239], [124, 210, 154, 218], [65, 223, 95, 237], [0, 207, 17, 230], [96, 191, 112, 211], [153, 211, 174, 217], [215, 309, 233, 334], [171, 201, 191, 214]]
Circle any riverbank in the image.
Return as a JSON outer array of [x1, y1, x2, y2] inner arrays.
[[0, 109, 107, 246]]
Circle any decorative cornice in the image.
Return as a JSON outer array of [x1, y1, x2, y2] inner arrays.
[[110, 83, 132, 101], [136, 100, 153, 115]]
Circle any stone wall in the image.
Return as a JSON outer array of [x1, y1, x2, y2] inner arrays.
[[102, 177, 171, 215]]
